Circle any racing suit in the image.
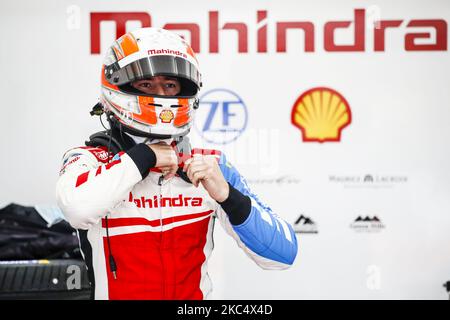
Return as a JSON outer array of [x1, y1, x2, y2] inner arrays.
[[56, 132, 298, 300]]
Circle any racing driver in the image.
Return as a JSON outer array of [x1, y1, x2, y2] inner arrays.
[[56, 27, 298, 300]]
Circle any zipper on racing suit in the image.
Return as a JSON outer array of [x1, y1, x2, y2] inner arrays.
[[158, 174, 166, 298]]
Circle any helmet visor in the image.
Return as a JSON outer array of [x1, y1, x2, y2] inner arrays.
[[104, 55, 201, 91]]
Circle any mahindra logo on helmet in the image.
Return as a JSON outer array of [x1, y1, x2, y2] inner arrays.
[[90, 9, 447, 54], [148, 49, 188, 59]]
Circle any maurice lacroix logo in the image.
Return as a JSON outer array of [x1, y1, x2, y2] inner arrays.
[[293, 215, 318, 234], [329, 174, 408, 188], [350, 216, 385, 233]]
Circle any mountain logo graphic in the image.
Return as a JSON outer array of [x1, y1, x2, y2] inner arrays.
[[294, 215, 318, 234], [350, 216, 385, 232]]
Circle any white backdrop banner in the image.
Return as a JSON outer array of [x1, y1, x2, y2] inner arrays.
[[0, 0, 449, 299]]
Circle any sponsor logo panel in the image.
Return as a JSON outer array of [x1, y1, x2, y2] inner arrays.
[[195, 88, 248, 145], [293, 214, 318, 234], [90, 10, 448, 54], [329, 174, 408, 189], [350, 215, 385, 233], [291, 87, 351, 143]]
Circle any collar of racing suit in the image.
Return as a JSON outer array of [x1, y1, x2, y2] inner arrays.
[[85, 127, 192, 183]]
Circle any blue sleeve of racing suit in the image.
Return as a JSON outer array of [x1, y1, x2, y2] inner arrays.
[[217, 153, 298, 266]]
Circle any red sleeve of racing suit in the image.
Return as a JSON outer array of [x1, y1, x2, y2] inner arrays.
[[56, 143, 156, 230]]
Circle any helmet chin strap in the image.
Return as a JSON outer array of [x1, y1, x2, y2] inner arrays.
[[129, 129, 192, 184], [128, 133, 174, 146]]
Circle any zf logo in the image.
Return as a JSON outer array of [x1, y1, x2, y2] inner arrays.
[[195, 89, 248, 145]]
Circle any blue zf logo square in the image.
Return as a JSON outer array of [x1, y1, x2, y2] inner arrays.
[[195, 89, 248, 145]]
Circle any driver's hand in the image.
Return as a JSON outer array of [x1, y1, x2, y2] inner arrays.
[[146, 142, 178, 180]]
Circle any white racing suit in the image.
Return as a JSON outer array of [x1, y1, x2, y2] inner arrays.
[[56, 138, 298, 300]]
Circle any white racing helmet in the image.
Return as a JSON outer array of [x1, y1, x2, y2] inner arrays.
[[100, 27, 202, 139]]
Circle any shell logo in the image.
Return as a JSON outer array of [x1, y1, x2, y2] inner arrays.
[[159, 109, 174, 123], [291, 87, 351, 143]]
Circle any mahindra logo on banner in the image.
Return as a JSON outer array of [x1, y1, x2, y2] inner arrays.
[[90, 9, 447, 54]]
